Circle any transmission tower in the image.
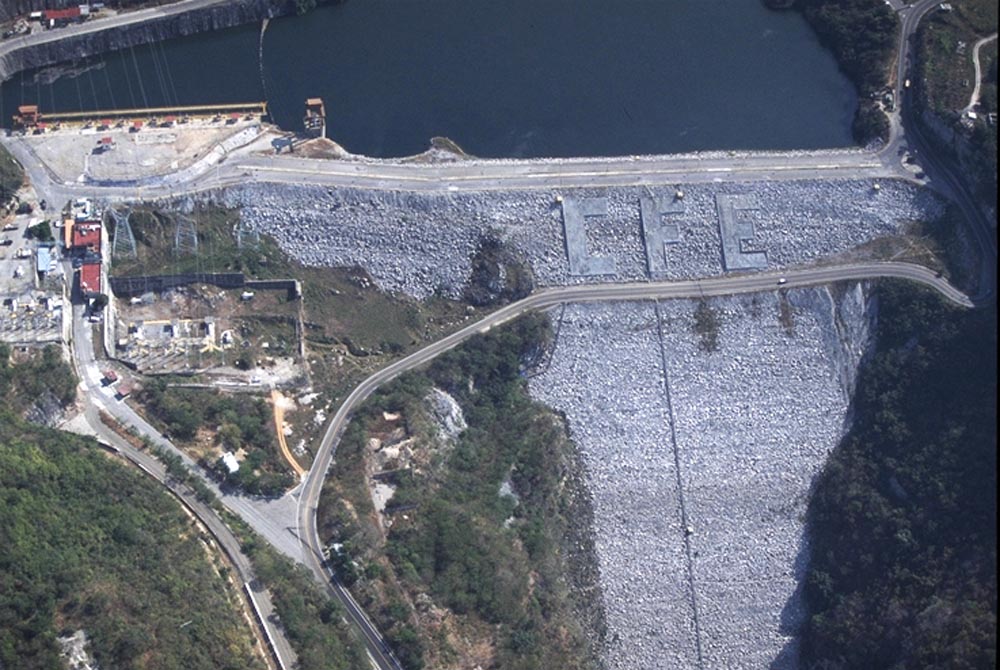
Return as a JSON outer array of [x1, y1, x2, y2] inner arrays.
[[235, 218, 260, 250], [110, 208, 138, 260], [174, 215, 199, 256]]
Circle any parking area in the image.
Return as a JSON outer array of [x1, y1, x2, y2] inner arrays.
[[0, 189, 68, 345]]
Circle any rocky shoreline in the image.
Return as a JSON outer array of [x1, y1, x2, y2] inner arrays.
[[0, 0, 292, 82]]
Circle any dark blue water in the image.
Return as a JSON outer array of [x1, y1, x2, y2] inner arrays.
[[1, 0, 857, 158]]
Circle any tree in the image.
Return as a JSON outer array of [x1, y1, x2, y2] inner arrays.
[[26, 220, 53, 242]]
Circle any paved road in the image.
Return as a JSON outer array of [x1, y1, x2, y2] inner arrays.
[[890, 0, 997, 299], [0, 0, 231, 76], [10, 1, 991, 667], [900, 6, 997, 298], [0, 133, 908, 209], [295, 260, 973, 670], [68, 303, 298, 670]]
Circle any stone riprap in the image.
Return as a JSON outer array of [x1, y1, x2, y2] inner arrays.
[[528, 283, 873, 669], [222, 179, 941, 299]]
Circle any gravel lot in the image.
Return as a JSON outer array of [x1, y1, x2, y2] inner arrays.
[[528, 283, 873, 670], [221, 179, 942, 299]]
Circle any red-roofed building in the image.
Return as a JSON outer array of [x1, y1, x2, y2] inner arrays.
[[79, 263, 101, 297], [71, 222, 101, 253], [45, 7, 82, 26], [45, 7, 81, 20]]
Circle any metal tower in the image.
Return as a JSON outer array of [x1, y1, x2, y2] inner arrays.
[[235, 218, 260, 250], [110, 208, 138, 260], [174, 215, 199, 256]]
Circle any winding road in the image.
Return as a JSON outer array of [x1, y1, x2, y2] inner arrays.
[[293, 261, 974, 670], [4, 1, 994, 668], [68, 302, 298, 670]]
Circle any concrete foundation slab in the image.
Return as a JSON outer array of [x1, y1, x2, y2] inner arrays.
[[640, 195, 684, 275], [716, 194, 767, 271], [561, 197, 617, 276]]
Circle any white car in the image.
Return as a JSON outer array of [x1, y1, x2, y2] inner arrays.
[[777, 277, 787, 285]]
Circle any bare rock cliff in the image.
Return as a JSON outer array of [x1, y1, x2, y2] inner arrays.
[[0, 0, 295, 81]]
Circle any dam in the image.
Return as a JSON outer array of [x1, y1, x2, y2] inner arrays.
[[1, 0, 857, 158]]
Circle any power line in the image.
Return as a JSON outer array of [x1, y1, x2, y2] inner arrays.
[[174, 214, 199, 257], [128, 44, 149, 109], [110, 207, 138, 260]]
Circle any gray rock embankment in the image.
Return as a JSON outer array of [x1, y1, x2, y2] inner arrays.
[[527, 284, 875, 669], [222, 178, 942, 300], [0, 0, 291, 82]]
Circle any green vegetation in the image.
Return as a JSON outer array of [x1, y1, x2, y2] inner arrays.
[[464, 234, 535, 307], [968, 119, 997, 206], [25, 219, 54, 243], [923, 204, 977, 292], [321, 314, 601, 670], [792, 0, 898, 144], [0, 144, 23, 203], [224, 514, 369, 670], [0, 344, 76, 411], [0, 416, 266, 669], [693, 299, 721, 352], [108, 206, 284, 279], [915, 1, 998, 209], [0, 347, 265, 668], [852, 100, 891, 146], [798, 0, 898, 95], [150, 445, 218, 505], [980, 40, 998, 115], [916, 7, 995, 116], [803, 281, 996, 668], [137, 381, 294, 496]]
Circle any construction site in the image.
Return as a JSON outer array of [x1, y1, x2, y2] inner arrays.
[[4, 97, 339, 185], [111, 280, 304, 383], [9, 102, 275, 183]]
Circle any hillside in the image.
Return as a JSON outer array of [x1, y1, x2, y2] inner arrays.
[[0, 346, 267, 669], [803, 281, 997, 667]]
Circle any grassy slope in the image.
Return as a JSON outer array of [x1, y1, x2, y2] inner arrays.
[[111, 204, 473, 468], [916, 2, 998, 117]]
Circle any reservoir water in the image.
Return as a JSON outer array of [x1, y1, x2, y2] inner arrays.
[[0, 0, 857, 158]]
